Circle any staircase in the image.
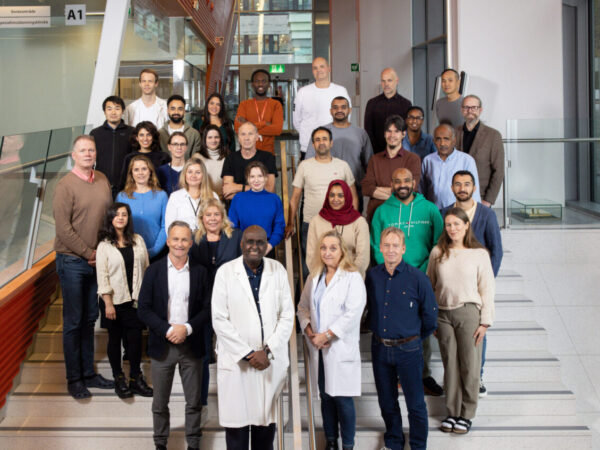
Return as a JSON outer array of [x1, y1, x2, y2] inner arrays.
[[0, 249, 592, 449]]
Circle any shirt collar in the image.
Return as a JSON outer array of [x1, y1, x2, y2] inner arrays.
[[168, 256, 190, 272], [384, 147, 407, 159], [244, 259, 264, 277], [434, 148, 457, 162], [71, 167, 95, 183], [380, 260, 407, 276]]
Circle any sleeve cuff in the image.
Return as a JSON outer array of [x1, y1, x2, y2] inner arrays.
[[166, 326, 173, 337], [185, 323, 193, 336]]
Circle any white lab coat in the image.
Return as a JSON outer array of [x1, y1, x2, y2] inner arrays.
[[297, 268, 366, 397], [212, 256, 295, 427]]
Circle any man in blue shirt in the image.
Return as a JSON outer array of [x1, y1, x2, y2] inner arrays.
[[366, 227, 438, 450], [440, 170, 503, 397], [420, 124, 481, 208], [402, 106, 436, 161]]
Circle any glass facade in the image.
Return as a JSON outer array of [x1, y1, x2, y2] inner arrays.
[[593, 0, 600, 202]]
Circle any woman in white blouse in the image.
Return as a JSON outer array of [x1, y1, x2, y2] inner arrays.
[[297, 230, 366, 450], [165, 158, 218, 232], [96, 202, 153, 399]]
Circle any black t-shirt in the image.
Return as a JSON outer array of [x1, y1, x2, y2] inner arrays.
[[118, 245, 134, 295], [462, 121, 481, 154], [220, 149, 277, 185]]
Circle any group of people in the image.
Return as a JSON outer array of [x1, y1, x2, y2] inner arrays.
[[52, 59, 505, 450]]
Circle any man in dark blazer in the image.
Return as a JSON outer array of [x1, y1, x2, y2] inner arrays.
[[455, 94, 505, 207], [138, 221, 211, 450]]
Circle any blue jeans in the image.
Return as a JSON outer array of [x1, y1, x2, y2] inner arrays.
[[372, 337, 428, 450], [481, 334, 487, 378], [56, 253, 99, 382], [318, 351, 356, 448]]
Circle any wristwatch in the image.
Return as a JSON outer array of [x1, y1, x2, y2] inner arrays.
[[325, 331, 333, 341], [264, 345, 274, 360]]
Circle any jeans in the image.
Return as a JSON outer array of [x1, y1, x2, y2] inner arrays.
[[318, 351, 356, 448], [481, 334, 487, 377], [372, 337, 428, 450], [55, 253, 99, 382]]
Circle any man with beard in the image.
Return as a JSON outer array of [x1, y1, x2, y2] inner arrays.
[[306, 96, 373, 211], [158, 95, 201, 159], [286, 127, 357, 277], [235, 69, 283, 154], [370, 167, 444, 396], [124, 68, 168, 128], [455, 95, 505, 207], [440, 170, 503, 397], [420, 124, 481, 208], [362, 115, 422, 222]]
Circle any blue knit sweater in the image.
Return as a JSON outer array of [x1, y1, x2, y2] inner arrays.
[[440, 202, 503, 276], [116, 190, 168, 258], [228, 189, 286, 247]]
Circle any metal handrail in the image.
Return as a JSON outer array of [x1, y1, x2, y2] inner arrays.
[[502, 137, 600, 144]]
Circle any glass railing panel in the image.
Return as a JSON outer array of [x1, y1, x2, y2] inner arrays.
[[0, 131, 51, 287], [504, 118, 600, 228]]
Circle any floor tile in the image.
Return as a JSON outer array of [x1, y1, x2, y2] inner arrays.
[[557, 307, 600, 355], [557, 355, 600, 413]]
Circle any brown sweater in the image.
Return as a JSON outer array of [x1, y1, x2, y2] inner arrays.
[[361, 148, 421, 222], [53, 171, 112, 259]]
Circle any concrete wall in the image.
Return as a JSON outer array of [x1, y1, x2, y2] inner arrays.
[[456, 0, 565, 206]]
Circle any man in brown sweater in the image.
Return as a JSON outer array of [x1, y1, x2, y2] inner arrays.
[[53, 135, 114, 399], [362, 115, 422, 222]]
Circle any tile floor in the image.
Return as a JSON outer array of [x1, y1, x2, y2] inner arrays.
[[503, 229, 600, 449]]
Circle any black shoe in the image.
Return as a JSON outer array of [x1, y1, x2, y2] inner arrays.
[[155, 445, 167, 450], [114, 374, 133, 399], [67, 380, 91, 399], [187, 447, 199, 450], [84, 374, 115, 389], [423, 376, 443, 396], [325, 441, 339, 450], [479, 378, 487, 397], [130, 373, 153, 397]]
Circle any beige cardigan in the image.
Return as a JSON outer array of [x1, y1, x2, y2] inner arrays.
[[306, 214, 370, 278], [96, 234, 149, 305], [426, 246, 495, 326]]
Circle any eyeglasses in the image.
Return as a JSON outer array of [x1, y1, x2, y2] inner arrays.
[[461, 105, 480, 111], [406, 116, 424, 121]]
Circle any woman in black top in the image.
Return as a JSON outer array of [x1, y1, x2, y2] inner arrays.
[[190, 197, 242, 416], [96, 202, 153, 399]]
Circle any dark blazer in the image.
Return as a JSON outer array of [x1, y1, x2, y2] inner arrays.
[[455, 122, 505, 205], [440, 202, 503, 276], [190, 228, 243, 282], [137, 256, 211, 360]]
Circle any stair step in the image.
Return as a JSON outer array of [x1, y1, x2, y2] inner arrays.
[[495, 269, 524, 295]]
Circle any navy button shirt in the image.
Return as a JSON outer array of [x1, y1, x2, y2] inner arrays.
[[366, 260, 438, 339]]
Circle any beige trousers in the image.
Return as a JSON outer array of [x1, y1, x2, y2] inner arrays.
[[437, 303, 483, 419]]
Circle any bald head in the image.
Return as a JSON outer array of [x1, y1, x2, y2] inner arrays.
[[391, 167, 415, 202], [381, 68, 399, 98], [237, 121, 259, 152], [312, 57, 330, 84], [433, 124, 457, 160], [392, 167, 413, 181], [241, 225, 268, 267]]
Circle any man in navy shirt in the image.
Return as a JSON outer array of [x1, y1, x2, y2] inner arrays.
[[366, 227, 438, 450], [440, 169, 503, 397]]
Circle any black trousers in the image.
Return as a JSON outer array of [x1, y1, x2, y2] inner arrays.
[[225, 423, 276, 450]]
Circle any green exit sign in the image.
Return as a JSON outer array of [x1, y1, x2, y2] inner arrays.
[[351, 63, 359, 72], [269, 64, 285, 74]]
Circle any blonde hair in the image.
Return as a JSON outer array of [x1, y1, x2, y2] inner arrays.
[[179, 159, 214, 202], [310, 229, 358, 276], [123, 155, 161, 198], [195, 198, 234, 243]]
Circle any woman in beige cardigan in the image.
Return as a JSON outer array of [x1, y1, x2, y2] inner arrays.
[[96, 202, 153, 399], [426, 207, 495, 435], [306, 180, 370, 278]]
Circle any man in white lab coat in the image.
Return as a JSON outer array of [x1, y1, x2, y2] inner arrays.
[[212, 225, 294, 449]]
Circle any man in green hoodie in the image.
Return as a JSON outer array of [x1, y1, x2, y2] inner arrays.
[[371, 167, 444, 396]]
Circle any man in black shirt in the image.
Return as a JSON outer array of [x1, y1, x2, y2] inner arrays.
[[221, 122, 276, 200], [364, 68, 412, 154], [90, 96, 134, 198]]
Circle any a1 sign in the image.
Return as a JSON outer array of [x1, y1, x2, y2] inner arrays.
[[65, 4, 86, 26]]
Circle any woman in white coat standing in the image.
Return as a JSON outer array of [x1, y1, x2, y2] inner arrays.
[[297, 229, 366, 450]]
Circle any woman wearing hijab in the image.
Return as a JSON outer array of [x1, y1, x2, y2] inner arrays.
[[306, 179, 370, 278]]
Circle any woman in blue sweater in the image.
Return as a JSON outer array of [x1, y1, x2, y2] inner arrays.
[[228, 161, 285, 257], [116, 155, 168, 261]]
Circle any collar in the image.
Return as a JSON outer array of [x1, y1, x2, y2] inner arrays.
[[71, 167, 95, 183], [380, 260, 407, 276], [244, 260, 264, 277], [380, 92, 401, 101], [435, 148, 457, 162], [103, 120, 127, 131], [168, 256, 190, 272], [384, 147, 407, 159], [463, 121, 481, 134]]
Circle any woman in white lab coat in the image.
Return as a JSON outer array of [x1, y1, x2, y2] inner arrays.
[[297, 229, 366, 450]]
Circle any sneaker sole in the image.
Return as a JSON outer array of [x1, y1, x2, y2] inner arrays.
[[440, 426, 454, 433]]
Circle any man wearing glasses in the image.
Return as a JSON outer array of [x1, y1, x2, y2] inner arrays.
[[455, 95, 505, 207], [402, 106, 437, 161]]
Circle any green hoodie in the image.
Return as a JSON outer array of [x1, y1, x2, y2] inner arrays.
[[371, 192, 443, 272]]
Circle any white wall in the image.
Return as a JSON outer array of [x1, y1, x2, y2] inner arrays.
[[330, 0, 413, 127], [456, 0, 565, 206]]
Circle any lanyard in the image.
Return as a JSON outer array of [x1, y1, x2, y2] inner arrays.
[[254, 98, 269, 124], [187, 196, 200, 221]]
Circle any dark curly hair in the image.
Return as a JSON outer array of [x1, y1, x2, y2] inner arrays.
[[97, 202, 136, 247]]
